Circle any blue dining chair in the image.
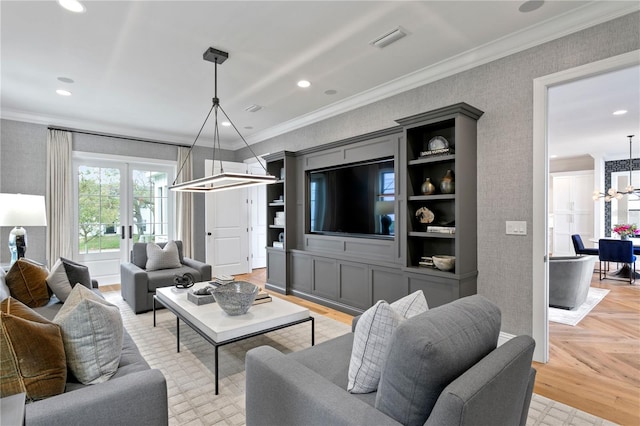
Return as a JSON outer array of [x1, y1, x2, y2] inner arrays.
[[598, 239, 636, 284], [571, 234, 599, 256]]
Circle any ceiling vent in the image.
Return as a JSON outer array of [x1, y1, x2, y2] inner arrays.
[[370, 26, 407, 48], [245, 104, 263, 113]]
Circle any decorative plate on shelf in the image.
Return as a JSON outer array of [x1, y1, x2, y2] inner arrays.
[[427, 136, 449, 150]]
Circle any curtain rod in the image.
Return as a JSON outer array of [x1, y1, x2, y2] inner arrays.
[[47, 126, 191, 149]]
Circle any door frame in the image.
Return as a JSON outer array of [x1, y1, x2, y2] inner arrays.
[[532, 50, 640, 363], [73, 151, 176, 283]]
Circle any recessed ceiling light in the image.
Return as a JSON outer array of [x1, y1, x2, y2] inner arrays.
[[57, 76, 75, 84], [221, 121, 231, 127], [56, 89, 72, 96], [518, 0, 544, 13], [324, 89, 337, 95], [613, 110, 628, 115], [297, 80, 311, 88], [58, 0, 86, 13]]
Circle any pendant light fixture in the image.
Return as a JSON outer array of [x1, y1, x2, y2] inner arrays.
[[170, 47, 276, 192], [593, 135, 637, 201]]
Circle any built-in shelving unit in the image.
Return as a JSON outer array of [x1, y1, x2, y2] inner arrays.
[[397, 102, 483, 284], [264, 151, 295, 294]]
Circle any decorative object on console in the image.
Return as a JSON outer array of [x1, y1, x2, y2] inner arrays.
[[612, 223, 639, 239], [174, 272, 195, 288], [211, 281, 259, 316], [593, 135, 637, 201], [0, 194, 47, 266], [421, 177, 436, 195], [170, 47, 276, 193], [432, 255, 455, 271], [187, 285, 216, 305], [439, 169, 455, 194]]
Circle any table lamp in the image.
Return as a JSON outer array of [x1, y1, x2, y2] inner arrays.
[[0, 194, 47, 265]]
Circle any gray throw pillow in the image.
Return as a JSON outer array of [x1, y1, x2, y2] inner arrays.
[[146, 240, 181, 271], [46, 259, 74, 302], [60, 257, 93, 289], [53, 285, 123, 385], [375, 295, 501, 426]]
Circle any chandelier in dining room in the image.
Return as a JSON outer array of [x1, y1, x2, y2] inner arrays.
[[593, 135, 637, 202]]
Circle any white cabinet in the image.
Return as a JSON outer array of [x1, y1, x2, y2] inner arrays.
[[551, 172, 594, 256]]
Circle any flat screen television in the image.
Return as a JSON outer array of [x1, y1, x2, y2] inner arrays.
[[308, 157, 395, 238]]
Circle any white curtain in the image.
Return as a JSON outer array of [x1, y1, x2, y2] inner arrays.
[[46, 129, 73, 267], [176, 147, 194, 258]]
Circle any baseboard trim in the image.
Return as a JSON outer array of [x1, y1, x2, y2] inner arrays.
[[498, 331, 516, 347]]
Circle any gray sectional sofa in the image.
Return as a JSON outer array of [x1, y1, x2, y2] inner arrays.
[[246, 295, 536, 426], [25, 285, 168, 426]]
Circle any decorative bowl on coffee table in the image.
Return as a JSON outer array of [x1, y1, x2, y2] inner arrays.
[[211, 281, 259, 315]]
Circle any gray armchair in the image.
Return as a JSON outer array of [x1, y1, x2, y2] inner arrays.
[[120, 241, 211, 313], [549, 255, 596, 309], [246, 295, 536, 426]]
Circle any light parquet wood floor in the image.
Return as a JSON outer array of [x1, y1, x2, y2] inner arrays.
[[533, 273, 640, 425], [104, 268, 639, 425]]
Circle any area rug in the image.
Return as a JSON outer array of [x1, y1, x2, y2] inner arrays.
[[104, 292, 616, 426], [548, 287, 610, 326]]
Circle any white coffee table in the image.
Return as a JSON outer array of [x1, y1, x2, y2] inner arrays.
[[153, 282, 313, 395]]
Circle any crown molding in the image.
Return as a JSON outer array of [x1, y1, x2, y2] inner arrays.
[[3, 2, 637, 152], [242, 1, 639, 148]]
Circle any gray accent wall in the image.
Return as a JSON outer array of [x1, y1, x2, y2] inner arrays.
[[234, 12, 640, 336]]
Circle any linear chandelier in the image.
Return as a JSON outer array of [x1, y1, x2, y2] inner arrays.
[[170, 47, 276, 192], [593, 135, 637, 202]]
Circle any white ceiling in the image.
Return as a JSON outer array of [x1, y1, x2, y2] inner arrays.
[[1, 1, 638, 151]]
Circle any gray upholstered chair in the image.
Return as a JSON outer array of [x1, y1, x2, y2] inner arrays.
[[549, 256, 596, 309], [120, 241, 211, 314], [245, 295, 536, 426]]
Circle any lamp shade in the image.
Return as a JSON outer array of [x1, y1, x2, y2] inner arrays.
[[0, 194, 47, 227]]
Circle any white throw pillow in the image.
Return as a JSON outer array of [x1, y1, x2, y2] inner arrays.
[[146, 240, 181, 271], [347, 291, 429, 394], [348, 301, 402, 393], [53, 285, 123, 384], [46, 259, 74, 302], [390, 290, 429, 319]]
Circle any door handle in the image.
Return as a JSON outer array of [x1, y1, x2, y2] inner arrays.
[[121, 226, 125, 240], [129, 226, 133, 239], [207, 232, 212, 236]]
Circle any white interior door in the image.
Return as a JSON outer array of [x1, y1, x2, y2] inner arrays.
[[205, 160, 250, 277]]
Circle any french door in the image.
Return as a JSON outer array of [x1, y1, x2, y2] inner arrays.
[[73, 157, 174, 284]]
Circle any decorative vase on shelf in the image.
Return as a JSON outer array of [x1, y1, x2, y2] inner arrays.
[[421, 178, 436, 195], [440, 169, 455, 194], [621, 235, 629, 240]]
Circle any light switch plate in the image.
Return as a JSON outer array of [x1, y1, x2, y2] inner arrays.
[[506, 221, 527, 235]]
